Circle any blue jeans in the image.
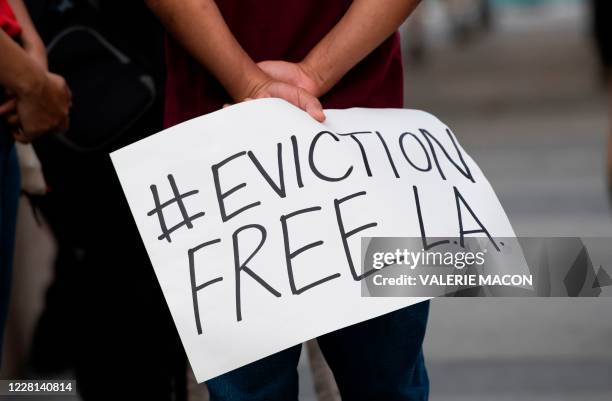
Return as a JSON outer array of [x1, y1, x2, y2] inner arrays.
[[0, 125, 20, 365], [207, 301, 430, 401]]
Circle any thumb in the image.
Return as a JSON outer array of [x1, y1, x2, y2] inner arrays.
[[297, 87, 326, 122], [0, 99, 16, 115]]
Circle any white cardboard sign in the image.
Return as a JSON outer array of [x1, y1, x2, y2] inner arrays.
[[110, 99, 517, 382]]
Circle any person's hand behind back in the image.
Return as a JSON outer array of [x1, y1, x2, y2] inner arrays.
[[257, 61, 323, 98], [246, 78, 325, 122]]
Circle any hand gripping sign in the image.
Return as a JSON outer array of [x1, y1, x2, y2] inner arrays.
[[111, 98, 519, 382]]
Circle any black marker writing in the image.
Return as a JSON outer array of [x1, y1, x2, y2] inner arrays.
[[233, 224, 282, 322], [212, 151, 261, 222], [147, 174, 205, 243], [188, 239, 223, 335], [281, 206, 341, 294]]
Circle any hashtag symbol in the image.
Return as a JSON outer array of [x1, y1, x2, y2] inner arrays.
[[147, 174, 205, 243]]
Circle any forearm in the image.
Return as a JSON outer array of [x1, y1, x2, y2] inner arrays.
[[0, 29, 43, 94], [8, 0, 46, 68], [303, 0, 421, 96], [146, 0, 268, 101]]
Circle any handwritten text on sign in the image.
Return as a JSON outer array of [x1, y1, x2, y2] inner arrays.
[[111, 99, 516, 382]]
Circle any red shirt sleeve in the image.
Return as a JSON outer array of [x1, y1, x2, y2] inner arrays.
[[0, 0, 21, 38]]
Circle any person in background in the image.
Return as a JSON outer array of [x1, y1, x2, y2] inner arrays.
[[19, 1, 186, 399], [0, 0, 70, 364], [146, 0, 429, 400]]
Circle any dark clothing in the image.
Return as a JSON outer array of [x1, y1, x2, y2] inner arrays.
[[593, 0, 611, 77], [29, 1, 185, 399], [0, 1, 21, 365], [164, 0, 404, 128], [0, 123, 20, 366], [207, 303, 430, 401]]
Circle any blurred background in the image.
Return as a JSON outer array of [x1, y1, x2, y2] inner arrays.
[[401, 1, 612, 401], [1, 0, 611, 400], [302, 1, 612, 401], [413, 0, 612, 400]]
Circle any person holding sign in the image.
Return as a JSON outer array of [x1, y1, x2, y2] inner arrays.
[[146, 0, 428, 400]]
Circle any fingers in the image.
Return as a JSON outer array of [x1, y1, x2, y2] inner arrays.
[[223, 97, 254, 108], [236, 79, 325, 122], [13, 128, 30, 144], [257, 60, 283, 78], [57, 115, 70, 135], [255, 81, 325, 122], [6, 114, 19, 126], [296, 87, 325, 122], [0, 99, 16, 116], [1, 99, 19, 128], [258, 60, 307, 91]]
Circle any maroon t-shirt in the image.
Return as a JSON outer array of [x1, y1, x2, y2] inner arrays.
[[164, 0, 404, 128]]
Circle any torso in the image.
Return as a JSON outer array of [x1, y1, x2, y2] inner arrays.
[[164, 0, 404, 128]]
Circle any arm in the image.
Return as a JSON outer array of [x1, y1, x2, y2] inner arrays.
[[146, 0, 325, 121], [0, 29, 44, 98], [8, 0, 47, 68], [146, 0, 267, 102], [0, 30, 71, 141], [260, 0, 421, 97], [304, 0, 421, 96]]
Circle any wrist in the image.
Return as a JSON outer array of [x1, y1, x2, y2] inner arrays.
[[299, 59, 327, 98], [231, 67, 271, 101], [23, 38, 48, 69], [13, 60, 46, 96]]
